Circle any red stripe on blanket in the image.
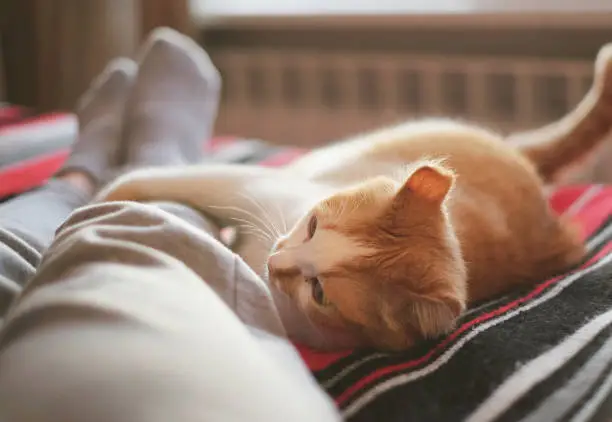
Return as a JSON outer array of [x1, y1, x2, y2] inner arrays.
[[0, 135, 241, 198], [574, 188, 612, 237], [0, 149, 69, 197], [0, 106, 26, 127], [295, 347, 353, 371], [205, 136, 242, 151], [548, 186, 592, 214], [547, 186, 612, 238]]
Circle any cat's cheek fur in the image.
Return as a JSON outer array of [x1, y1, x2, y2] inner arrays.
[[269, 271, 367, 349], [306, 310, 368, 349], [298, 284, 370, 348]]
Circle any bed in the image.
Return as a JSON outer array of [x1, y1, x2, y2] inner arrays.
[[2, 108, 612, 421]]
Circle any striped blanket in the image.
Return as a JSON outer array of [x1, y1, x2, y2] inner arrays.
[[299, 185, 612, 422], [2, 108, 612, 421]]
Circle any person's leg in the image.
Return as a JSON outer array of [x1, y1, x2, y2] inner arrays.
[[1, 56, 136, 248], [0, 28, 221, 315], [120, 27, 220, 169], [0, 201, 340, 422], [0, 181, 90, 311], [0, 58, 136, 312], [0, 28, 337, 422]]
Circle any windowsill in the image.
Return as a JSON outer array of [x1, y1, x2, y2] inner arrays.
[[190, 0, 612, 29]]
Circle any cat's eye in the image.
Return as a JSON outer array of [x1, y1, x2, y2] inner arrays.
[[307, 214, 318, 239], [309, 277, 330, 306]]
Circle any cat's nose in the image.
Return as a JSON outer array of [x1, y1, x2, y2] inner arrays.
[[267, 252, 287, 276], [267, 253, 280, 275]]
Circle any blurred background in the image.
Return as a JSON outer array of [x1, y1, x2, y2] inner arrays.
[[1, 0, 612, 148]]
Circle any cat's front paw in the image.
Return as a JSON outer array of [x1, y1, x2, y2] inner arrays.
[[95, 176, 143, 203]]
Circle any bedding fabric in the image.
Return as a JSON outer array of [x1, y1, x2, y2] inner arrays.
[[1, 111, 612, 421]]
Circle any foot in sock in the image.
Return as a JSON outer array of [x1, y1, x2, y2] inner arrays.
[[121, 27, 221, 168], [57, 58, 137, 193]]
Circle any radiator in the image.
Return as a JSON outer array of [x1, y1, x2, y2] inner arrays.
[[212, 48, 593, 147]]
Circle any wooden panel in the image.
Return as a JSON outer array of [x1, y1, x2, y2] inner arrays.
[[140, 0, 192, 38], [2, 0, 40, 108], [3, 0, 139, 111], [1, 0, 194, 110]]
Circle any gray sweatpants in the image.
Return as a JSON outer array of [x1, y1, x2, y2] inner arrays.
[[0, 181, 340, 421]]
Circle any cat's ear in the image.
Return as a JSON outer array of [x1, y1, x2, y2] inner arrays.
[[382, 288, 465, 342], [404, 292, 465, 338], [397, 163, 455, 204]]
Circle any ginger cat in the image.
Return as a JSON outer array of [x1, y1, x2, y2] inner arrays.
[[97, 44, 612, 351]]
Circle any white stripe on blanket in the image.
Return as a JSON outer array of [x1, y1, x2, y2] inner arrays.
[[586, 220, 612, 252], [342, 253, 612, 419], [466, 308, 612, 422], [571, 366, 612, 422], [520, 332, 612, 422]]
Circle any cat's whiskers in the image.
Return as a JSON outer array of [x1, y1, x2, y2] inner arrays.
[[207, 204, 276, 241], [231, 217, 274, 243], [231, 218, 273, 244], [271, 198, 288, 234], [238, 193, 283, 238], [239, 226, 272, 244], [240, 193, 281, 237]]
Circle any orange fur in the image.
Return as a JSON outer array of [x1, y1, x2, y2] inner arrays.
[[268, 44, 612, 350], [508, 43, 612, 182], [272, 128, 586, 350]]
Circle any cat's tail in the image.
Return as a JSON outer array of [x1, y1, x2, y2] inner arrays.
[[508, 42, 612, 183]]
